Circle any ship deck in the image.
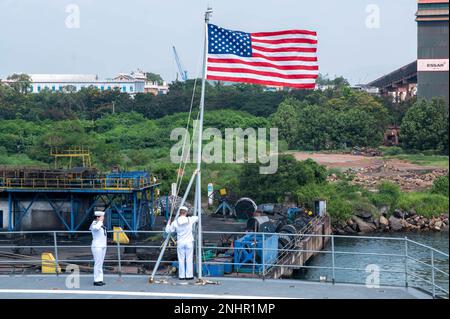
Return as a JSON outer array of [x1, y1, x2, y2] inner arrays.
[[0, 275, 431, 299]]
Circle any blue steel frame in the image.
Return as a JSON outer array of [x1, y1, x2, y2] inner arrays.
[[3, 183, 159, 233]]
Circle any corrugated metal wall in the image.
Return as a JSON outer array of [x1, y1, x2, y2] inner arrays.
[[417, 20, 449, 105]]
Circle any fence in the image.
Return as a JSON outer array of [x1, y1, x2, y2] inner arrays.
[[0, 230, 448, 299]]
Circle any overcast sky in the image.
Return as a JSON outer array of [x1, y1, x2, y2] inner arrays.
[[0, 0, 417, 84]]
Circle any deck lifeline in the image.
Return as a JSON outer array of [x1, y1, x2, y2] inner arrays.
[[0, 275, 431, 299]]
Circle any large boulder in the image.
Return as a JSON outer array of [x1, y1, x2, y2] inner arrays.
[[393, 209, 406, 219], [378, 206, 390, 216], [351, 216, 377, 233], [389, 216, 404, 231], [344, 225, 357, 234], [379, 215, 389, 227], [434, 220, 443, 231], [356, 210, 373, 219]]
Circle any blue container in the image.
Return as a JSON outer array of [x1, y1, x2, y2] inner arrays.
[[171, 261, 225, 277], [212, 257, 233, 274]]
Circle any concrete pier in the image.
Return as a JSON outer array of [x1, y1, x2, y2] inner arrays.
[[270, 215, 332, 279]]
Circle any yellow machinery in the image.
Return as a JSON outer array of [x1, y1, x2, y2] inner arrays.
[[113, 226, 130, 244], [41, 252, 61, 274]]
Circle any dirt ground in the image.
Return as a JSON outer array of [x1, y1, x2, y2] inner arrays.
[[288, 151, 448, 191], [289, 152, 439, 171]]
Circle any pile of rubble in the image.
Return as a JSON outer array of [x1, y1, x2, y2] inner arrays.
[[350, 147, 382, 157], [328, 162, 448, 191], [333, 210, 449, 234]]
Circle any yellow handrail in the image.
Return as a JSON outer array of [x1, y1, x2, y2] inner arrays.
[[0, 177, 158, 190]]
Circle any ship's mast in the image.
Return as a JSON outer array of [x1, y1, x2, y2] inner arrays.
[[195, 7, 213, 279]]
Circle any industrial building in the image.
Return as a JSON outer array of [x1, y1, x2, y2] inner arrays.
[[0, 149, 160, 232], [368, 0, 449, 106], [416, 0, 449, 106], [368, 61, 418, 103]]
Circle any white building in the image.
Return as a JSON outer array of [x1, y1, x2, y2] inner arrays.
[[3, 71, 170, 95], [26, 74, 145, 94], [2, 73, 146, 95]]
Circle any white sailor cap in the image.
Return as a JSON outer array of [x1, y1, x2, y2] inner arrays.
[[94, 211, 105, 217], [179, 206, 189, 212]]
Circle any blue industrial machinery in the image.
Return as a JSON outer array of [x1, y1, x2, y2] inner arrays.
[[172, 46, 188, 81], [0, 170, 160, 233], [233, 233, 278, 273], [105, 171, 152, 188]]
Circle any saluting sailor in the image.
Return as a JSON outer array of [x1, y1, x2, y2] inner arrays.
[[165, 206, 199, 280], [90, 210, 107, 286]]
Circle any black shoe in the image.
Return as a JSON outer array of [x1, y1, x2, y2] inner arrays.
[[93, 282, 103, 286], [100, 282, 106, 286], [185, 277, 194, 280], [179, 277, 186, 280]]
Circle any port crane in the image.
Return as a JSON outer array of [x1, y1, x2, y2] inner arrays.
[[172, 46, 188, 81]]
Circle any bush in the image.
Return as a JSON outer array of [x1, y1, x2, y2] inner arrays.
[[382, 146, 404, 156], [297, 183, 333, 208], [239, 155, 327, 203], [400, 98, 449, 154], [431, 175, 449, 197], [328, 198, 353, 222], [371, 181, 401, 209], [397, 193, 449, 218]]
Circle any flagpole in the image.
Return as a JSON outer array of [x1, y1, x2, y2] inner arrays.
[[196, 7, 212, 280]]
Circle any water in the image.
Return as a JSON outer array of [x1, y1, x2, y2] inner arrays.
[[297, 232, 449, 297]]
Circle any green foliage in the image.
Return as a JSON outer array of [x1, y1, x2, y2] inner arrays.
[[6, 73, 32, 94], [397, 193, 449, 218], [297, 180, 372, 223], [239, 155, 327, 203], [271, 90, 390, 150], [145, 72, 164, 85], [431, 175, 449, 197], [370, 181, 401, 209], [381, 146, 404, 156], [383, 153, 449, 169], [400, 98, 449, 154], [328, 198, 353, 223]]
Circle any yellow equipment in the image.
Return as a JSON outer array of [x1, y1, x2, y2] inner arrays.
[[41, 252, 61, 274], [113, 226, 130, 244], [219, 188, 227, 196]]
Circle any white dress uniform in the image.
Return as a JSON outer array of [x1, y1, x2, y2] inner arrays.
[[165, 213, 199, 279], [90, 212, 107, 284]]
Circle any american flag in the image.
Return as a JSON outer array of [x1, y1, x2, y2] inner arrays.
[[207, 24, 318, 89]]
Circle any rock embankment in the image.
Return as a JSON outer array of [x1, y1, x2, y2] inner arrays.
[[333, 209, 449, 234]]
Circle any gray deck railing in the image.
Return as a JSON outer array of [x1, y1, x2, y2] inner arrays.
[[0, 230, 448, 299]]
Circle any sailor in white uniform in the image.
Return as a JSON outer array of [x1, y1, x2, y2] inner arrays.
[[90, 210, 107, 286], [165, 206, 199, 280]]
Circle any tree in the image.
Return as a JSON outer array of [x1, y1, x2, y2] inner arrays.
[[6, 73, 32, 94], [239, 155, 327, 203], [271, 90, 389, 150], [145, 72, 164, 85], [400, 98, 449, 154], [270, 98, 301, 148]]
